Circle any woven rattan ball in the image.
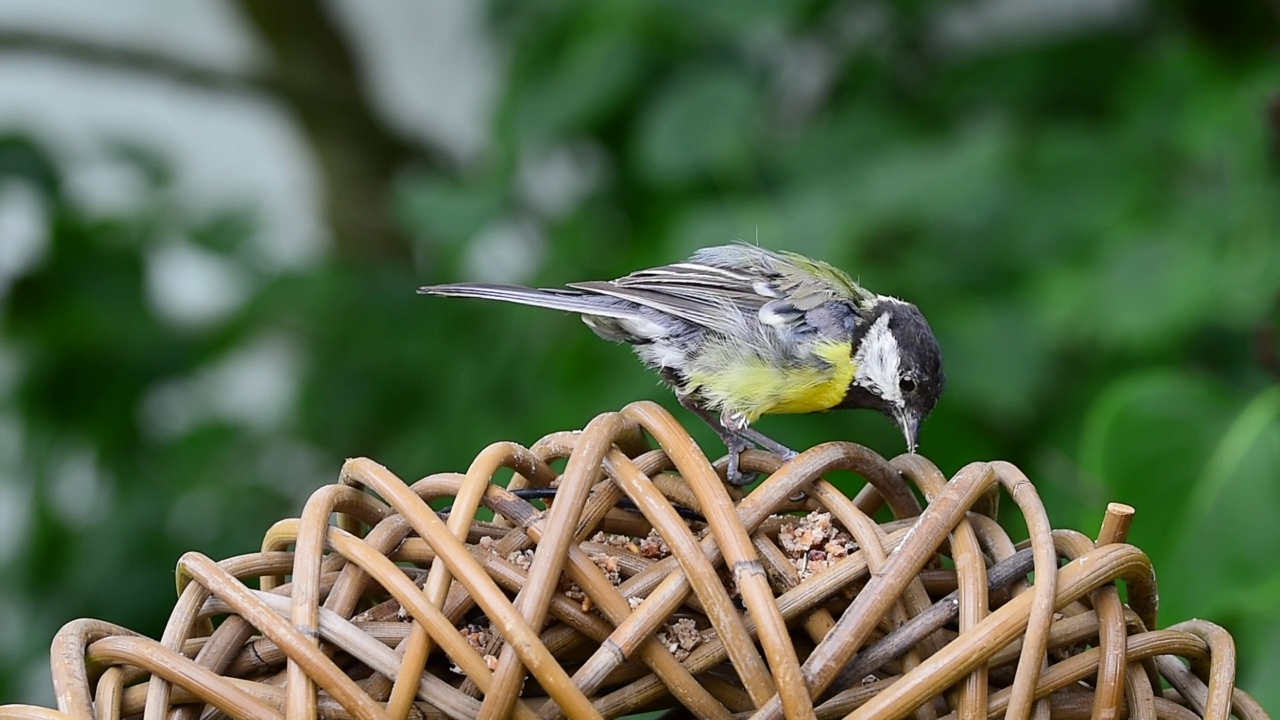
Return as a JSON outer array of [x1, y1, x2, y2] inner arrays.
[[2, 401, 1269, 720]]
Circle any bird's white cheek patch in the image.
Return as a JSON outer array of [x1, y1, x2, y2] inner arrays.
[[854, 313, 902, 405]]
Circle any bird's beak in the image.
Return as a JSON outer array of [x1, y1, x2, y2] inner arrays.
[[894, 408, 921, 454]]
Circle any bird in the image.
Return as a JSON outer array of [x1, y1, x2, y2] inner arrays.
[[418, 244, 945, 485]]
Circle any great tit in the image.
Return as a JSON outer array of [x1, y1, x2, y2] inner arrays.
[[419, 244, 945, 485]]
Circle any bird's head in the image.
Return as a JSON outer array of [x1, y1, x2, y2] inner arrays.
[[842, 300, 945, 454]]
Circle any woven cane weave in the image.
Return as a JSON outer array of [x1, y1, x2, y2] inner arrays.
[[0, 401, 1268, 720]]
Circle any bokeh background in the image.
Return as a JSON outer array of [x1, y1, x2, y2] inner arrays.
[[1, 0, 1278, 709]]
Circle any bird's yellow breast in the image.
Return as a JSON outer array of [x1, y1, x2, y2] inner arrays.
[[686, 340, 856, 422]]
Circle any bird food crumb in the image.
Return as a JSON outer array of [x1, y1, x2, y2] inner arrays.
[[590, 551, 623, 586], [453, 623, 501, 674], [638, 529, 671, 558], [506, 548, 535, 571], [778, 511, 859, 581], [655, 618, 703, 662]]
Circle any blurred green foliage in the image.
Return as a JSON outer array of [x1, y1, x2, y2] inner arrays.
[[1, 0, 1279, 710]]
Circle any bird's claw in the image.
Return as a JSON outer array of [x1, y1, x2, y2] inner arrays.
[[720, 429, 799, 486], [737, 426, 799, 463], [678, 399, 795, 485], [724, 436, 758, 486]]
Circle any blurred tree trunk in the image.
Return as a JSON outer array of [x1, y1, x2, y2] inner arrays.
[[234, 0, 417, 262], [0, 2, 432, 261]]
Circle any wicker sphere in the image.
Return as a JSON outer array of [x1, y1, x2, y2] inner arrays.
[[1, 402, 1267, 720]]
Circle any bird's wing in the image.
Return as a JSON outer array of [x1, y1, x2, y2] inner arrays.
[[571, 244, 872, 337], [417, 283, 645, 321], [569, 261, 761, 329], [693, 244, 875, 310]]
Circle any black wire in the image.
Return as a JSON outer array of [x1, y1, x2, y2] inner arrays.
[[509, 487, 707, 522], [823, 547, 1039, 698]]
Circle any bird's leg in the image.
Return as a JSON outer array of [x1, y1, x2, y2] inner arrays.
[[723, 433, 753, 487], [737, 425, 807, 501], [677, 397, 755, 485], [681, 401, 799, 462], [737, 426, 799, 462]]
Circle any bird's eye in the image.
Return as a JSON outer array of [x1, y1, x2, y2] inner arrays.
[[899, 378, 916, 393]]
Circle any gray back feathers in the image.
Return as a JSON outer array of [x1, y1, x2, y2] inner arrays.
[[418, 244, 870, 366]]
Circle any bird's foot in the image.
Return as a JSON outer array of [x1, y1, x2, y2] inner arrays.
[[679, 399, 798, 485], [738, 426, 799, 462], [717, 410, 762, 485], [736, 425, 808, 499], [724, 435, 757, 487], [678, 398, 754, 484]]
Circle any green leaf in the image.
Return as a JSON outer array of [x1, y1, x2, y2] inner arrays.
[[395, 174, 507, 248], [1077, 370, 1235, 557], [632, 64, 761, 187], [1162, 388, 1280, 621], [513, 33, 648, 146]]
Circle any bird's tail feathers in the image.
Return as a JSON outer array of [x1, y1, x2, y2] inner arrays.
[[417, 283, 641, 321]]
